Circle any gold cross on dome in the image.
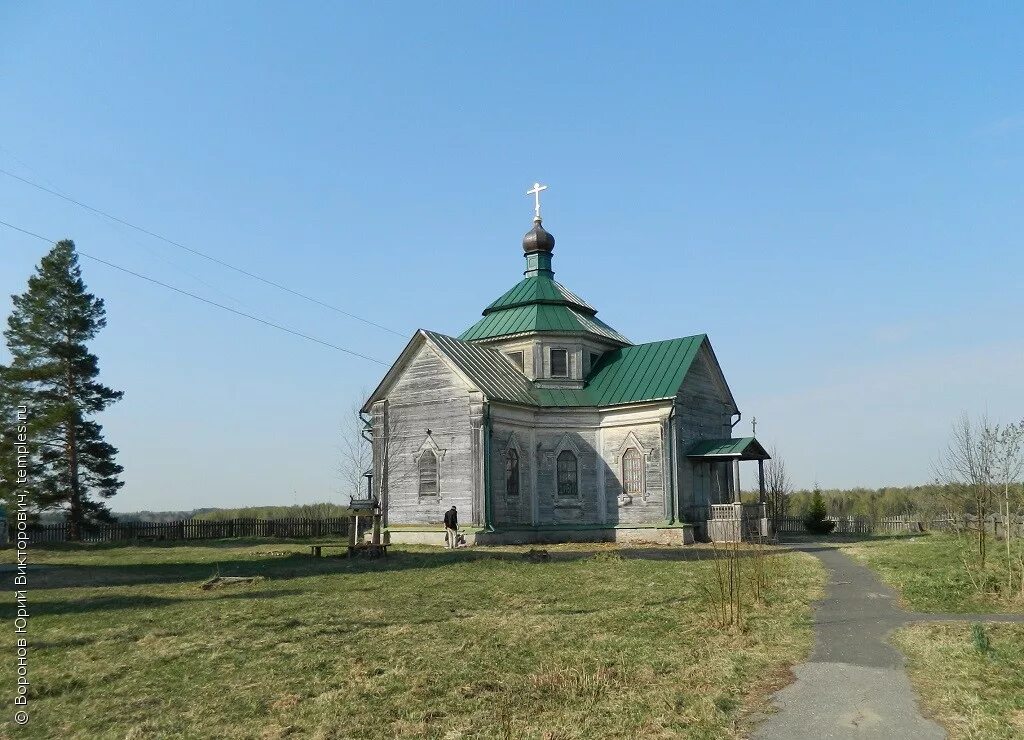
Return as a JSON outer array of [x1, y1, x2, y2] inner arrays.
[[526, 182, 548, 220]]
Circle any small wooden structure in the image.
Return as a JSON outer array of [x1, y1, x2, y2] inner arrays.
[[348, 493, 387, 557], [687, 438, 772, 542]]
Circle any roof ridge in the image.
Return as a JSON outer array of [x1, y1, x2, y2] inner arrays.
[[482, 274, 597, 316], [616, 333, 707, 349], [459, 303, 631, 344]]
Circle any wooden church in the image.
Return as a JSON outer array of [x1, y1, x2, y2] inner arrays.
[[361, 186, 768, 545]]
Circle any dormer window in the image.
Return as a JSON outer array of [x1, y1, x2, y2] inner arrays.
[[550, 349, 568, 378], [506, 351, 525, 371]]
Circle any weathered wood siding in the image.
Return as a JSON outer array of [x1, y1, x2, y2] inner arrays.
[[376, 344, 478, 525], [534, 426, 600, 525], [490, 424, 535, 526], [597, 418, 666, 526], [489, 406, 669, 527], [675, 344, 736, 521]]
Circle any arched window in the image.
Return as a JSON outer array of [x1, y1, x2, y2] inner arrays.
[[418, 450, 438, 496], [505, 448, 520, 496], [622, 447, 643, 496], [556, 450, 578, 498]]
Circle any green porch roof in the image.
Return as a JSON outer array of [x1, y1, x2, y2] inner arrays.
[[686, 437, 770, 461]]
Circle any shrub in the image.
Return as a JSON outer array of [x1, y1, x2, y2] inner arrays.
[[971, 623, 990, 655], [803, 487, 836, 535]]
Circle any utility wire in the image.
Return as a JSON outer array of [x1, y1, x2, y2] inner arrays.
[[1, 219, 389, 366], [0, 166, 406, 337], [0, 154, 255, 307]]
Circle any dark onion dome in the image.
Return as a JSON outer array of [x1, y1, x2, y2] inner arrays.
[[522, 218, 555, 254]]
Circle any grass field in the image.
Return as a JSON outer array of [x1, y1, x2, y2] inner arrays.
[[840, 533, 1024, 613], [894, 623, 1024, 740], [3, 540, 823, 739]]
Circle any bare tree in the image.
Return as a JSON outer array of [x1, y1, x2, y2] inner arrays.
[[937, 413, 999, 570], [338, 397, 372, 504], [992, 420, 1024, 596], [763, 447, 792, 532], [366, 400, 410, 529]]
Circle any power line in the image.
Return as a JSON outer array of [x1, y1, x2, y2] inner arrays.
[[0, 166, 406, 337], [0, 152, 255, 308], [0, 219, 390, 366]]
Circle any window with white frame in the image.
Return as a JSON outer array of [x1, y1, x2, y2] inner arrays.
[[550, 348, 568, 377]]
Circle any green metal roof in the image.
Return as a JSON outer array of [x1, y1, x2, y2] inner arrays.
[[422, 331, 537, 406], [483, 275, 595, 315], [686, 437, 770, 461], [461, 271, 629, 344], [581, 334, 707, 406], [365, 331, 718, 411], [459, 303, 630, 344], [531, 335, 708, 407]]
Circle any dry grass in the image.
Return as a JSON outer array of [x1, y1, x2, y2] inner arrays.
[[894, 622, 1024, 740], [841, 533, 1024, 613], [1, 540, 824, 739]]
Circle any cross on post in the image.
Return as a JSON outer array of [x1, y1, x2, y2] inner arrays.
[[526, 182, 548, 221], [751, 416, 757, 436]]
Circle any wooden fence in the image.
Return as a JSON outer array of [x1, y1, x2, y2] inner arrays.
[[775, 514, 1024, 538], [16, 517, 352, 544]]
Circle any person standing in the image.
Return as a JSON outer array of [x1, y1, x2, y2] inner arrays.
[[443, 506, 458, 550]]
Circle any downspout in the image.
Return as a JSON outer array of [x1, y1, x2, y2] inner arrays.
[[483, 403, 494, 531], [729, 411, 742, 508], [666, 405, 677, 525]]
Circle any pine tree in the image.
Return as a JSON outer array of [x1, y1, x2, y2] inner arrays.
[[803, 484, 836, 535], [1, 240, 124, 539]]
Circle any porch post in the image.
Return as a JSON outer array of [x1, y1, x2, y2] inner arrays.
[[758, 458, 766, 504], [732, 459, 741, 503]]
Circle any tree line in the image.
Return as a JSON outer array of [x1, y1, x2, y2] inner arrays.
[[780, 482, 1023, 521]]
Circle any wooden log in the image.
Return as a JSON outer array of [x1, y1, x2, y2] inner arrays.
[[200, 575, 265, 590]]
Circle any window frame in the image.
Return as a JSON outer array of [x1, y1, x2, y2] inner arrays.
[[506, 351, 525, 372], [549, 348, 569, 378], [417, 449, 439, 497], [556, 449, 579, 498], [621, 446, 644, 497], [505, 448, 520, 497]]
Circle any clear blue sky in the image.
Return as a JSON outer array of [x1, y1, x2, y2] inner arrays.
[[2, 3, 1022, 511]]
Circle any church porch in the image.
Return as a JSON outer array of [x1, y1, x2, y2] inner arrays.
[[685, 437, 771, 543]]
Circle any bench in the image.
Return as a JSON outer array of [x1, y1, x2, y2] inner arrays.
[[309, 544, 348, 558], [309, 543, 389, 558]]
